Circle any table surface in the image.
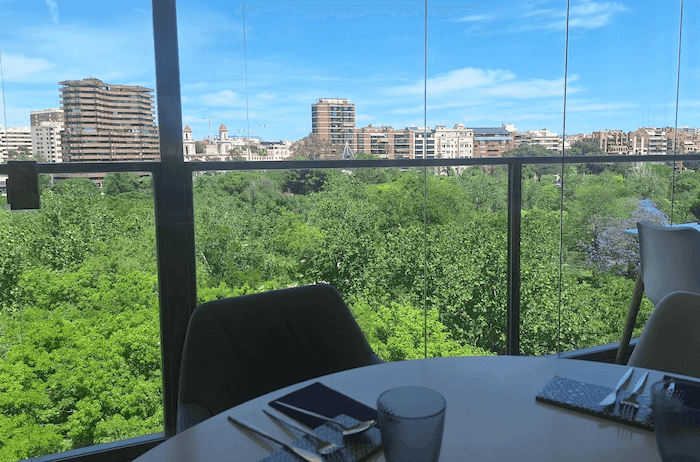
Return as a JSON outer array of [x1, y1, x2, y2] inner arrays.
[[135, 356, 672, 462]]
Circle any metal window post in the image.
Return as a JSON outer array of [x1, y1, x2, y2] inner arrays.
[[507, 162, 522, 355], [152, 0, 197, 436]]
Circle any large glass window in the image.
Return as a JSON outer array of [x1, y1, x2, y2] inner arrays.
[[1, 0, 699, 460]]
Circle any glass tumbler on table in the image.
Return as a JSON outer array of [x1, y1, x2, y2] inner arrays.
[[377, 386, 446, 462], [651, 379, 700, 462]]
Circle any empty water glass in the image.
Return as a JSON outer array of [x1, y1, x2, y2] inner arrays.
[[377, 386, 446, 462], [651, 379, 700, 462]]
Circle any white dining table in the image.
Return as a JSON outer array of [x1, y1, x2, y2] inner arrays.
[[134, 356, 670, 462]]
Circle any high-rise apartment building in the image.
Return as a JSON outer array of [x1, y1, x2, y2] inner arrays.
[[0, 126, 33, 162], [59, 78, 159, 161], [31, 108, 64, 162], [311, 98, 355, 153]]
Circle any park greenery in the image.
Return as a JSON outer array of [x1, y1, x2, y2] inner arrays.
[[1, 146, 699, 460]]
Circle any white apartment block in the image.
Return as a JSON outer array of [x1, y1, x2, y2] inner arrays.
[[410, 127, 436, 159], [515, 129, 570, 153], [0, 126, 33, 162], [253, 140, 292, 160], [31, 109, 65, 163], [434, 123, 474, 158]]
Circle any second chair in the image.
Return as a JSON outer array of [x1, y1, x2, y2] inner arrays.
[[176, 284, 383, 432]]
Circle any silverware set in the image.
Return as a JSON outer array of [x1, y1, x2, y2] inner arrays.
[[598, 367, 650, 418], [228, 401, 376, 462]]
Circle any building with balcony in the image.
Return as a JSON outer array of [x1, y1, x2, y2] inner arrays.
[[630, 127, 667, 155], [354, 124, 414, 159], [31, 108, 64, 163], [59, 78, 160, 162], [434, 123, 474, 159], [0, 126, 33, 162], [408, 126, 436, 159], [585, 130, 631, 155], [514, 129, 570, 153], [666, 127, 700, 154], [312, 98, 356, 154], [472, 125, 514, 158]]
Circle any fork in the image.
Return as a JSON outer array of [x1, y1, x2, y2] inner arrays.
[[599, 367, 634, 407], [620, 372, 649, 417]]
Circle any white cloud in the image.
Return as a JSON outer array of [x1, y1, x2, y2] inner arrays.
[[201, 90, 240, 106], [534, 2, 627, 30], [388, 67, 575, 101], [481, 76, 577, 99], [457, 14, 492, 23], [391, 68, 516, 95], [0, 54, 56, 82], [256, 92, 276, 101], [568, 2, 627, 29], [45, 0, 59, 23]]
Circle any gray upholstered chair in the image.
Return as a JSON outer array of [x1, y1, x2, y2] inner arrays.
[[627, 291, 700, 378], [176, 284, 383, 432]]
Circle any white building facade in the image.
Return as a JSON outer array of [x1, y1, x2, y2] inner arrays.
[[31, 109, 65, 163], [434, 123, 474, 158], [0, 126, 33, 162]]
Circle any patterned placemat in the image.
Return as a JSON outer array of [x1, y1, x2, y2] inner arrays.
[[536, 376, 654, 431], [258, 414, 382, 462]]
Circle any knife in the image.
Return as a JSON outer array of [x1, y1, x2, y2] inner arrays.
[[598, 367, 634, 407], [228, 416, 323, 462]]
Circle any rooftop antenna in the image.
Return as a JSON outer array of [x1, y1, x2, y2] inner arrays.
[[0, 50, 7, 130], [202, 116, 216, 138]]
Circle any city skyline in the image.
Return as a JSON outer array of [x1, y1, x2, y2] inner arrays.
[[1, 0, 699, 142]]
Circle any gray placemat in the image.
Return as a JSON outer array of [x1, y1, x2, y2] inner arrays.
[[259, 414, 382, 462], [536, 376, 654, 431]]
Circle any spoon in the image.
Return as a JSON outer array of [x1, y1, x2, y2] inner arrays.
[[263, 409, 341, 455], [273, 401, 376, 436]]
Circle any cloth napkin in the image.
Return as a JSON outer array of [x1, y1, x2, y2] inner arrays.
[[269, 382, 378, 429]]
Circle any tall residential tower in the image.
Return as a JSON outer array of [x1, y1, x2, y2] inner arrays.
[[311, 98, 355, 154], [59, 78, 159, 161]]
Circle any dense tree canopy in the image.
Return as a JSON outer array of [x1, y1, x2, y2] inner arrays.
[[0, 159, 697, 460]]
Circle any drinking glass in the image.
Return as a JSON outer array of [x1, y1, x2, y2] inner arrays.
[[376, 386, 446, 462], [651, 379, 700, 462]]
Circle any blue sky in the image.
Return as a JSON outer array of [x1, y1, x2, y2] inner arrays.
[[1, 0, 698, 141]]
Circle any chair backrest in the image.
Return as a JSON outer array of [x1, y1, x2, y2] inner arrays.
[[637, 221, 700, 305], [627, 291, 700, 378], [176, 284, 382, 432]]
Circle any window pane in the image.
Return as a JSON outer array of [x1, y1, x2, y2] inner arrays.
[[0, 174, 162, 460], [0, 0, 162, 458], [559, 0, 683, 354]]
